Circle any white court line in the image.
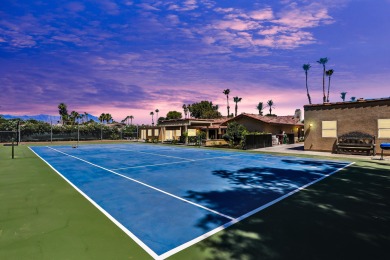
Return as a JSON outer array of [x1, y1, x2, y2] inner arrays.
[[159, 161, 356, 259], [115, 148, 195, 161], [34, 145, 354, 259], [28, 147, 160, 260], [46, 146, 235, 222], [110, 154, 241, 171]]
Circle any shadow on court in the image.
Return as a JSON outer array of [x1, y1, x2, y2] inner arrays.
[[185, 166, 327, 220], [170, 160, 390, 260]]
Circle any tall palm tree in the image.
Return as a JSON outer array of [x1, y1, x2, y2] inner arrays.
[[256, 102, 264, 115], [340, 92, 347, 102], [187, 104, 191, 118], [302, 64, 312, 104], [317, 57, 329, 103], [182, 104, 188, 119], [223, 89, 230, 117], [129, 115, 134, 125], [233, 96, 242, 116], [266, 100, 275, 115], [155, 109, 159, 121], [150, 111, 154, 125], [326, 69, 334, 102]]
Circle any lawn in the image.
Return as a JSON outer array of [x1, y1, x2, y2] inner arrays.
[[0, 143, 389, 260]]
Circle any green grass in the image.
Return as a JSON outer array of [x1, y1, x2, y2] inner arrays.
[[0, 144, 152, 260], [1, 143, 389, 259]]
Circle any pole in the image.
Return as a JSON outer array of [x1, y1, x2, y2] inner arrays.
[[101, 123, 103, 141], [77, 123, 80, 148], [18, 120, 21, 144], [12, 138, 14, 159], [50, 119, 53, 143]]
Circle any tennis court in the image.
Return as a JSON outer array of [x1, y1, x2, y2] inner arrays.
[[30, 143, 352, 259]]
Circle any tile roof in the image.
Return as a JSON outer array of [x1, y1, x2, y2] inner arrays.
[[222, 113, 303, 126]]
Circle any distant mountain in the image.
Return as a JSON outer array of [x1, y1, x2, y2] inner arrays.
[[2, 114, 99, 123]]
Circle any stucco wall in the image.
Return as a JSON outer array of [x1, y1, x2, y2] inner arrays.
[[304, 100, 390, 154], [230, 117, 302, 137]]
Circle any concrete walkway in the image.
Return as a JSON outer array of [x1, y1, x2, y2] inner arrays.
[[252, 143, 390, 162]]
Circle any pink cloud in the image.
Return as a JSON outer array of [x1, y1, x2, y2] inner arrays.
[[250, 8, 274, 20]]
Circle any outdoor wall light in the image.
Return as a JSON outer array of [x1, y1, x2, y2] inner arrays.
[[309, 123, 313, 127]]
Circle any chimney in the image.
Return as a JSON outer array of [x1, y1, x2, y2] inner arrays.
[[294, 109, 302, 121]]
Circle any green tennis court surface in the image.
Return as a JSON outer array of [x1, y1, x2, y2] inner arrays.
[[30, 144, 351, 259]]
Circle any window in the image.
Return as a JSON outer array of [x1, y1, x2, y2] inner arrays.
[[154, 129, 159, 136], [322, 121, 337, 137], [165, 130, 173, 140], [188, 129, 196, 136], [175, 130, 181, 136], [141, 130, 146, 139], [378, 119, 390, 138], [148, 129, 152, 136]]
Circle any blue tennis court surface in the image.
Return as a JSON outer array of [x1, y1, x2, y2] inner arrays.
[[30, 144, 352, 259]]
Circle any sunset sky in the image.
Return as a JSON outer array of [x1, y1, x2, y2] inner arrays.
[[1, 0, 390, 124]]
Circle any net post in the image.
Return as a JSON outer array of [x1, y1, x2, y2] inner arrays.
[[77, 123, 80, 148], [17, 120, 21, 145], [11, 138, 15, 159], [50, 118, 53, 143]]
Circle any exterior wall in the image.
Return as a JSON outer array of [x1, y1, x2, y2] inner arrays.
[[304, 100, 390, 154], [139, 126, 161, 141], [231, 117, 302, 138]]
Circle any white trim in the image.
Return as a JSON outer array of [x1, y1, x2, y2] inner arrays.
[[28, 147, 160, 259]]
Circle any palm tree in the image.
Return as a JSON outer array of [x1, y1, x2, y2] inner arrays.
[[326, 69, 334, 102], [70, 111, 79, 125], [302, 64, 312, 104], [122, 116, 128, 125], [233, 96, 242, 116], [340, 92, 347, 102], [187, 104, 191, 118], [317, 57, 329, 103], [223, 89, 230, 117], [150, 111, 154, 125], [99, 113, 106, 123], [182, 104, 188, 119], [105, 113, 112, 124], [266, 100, 275, 115], [155, 109, 159, 121], [129, 115, 134, 125], [256, 102, 264, 115], [58, 103, 68, 125]]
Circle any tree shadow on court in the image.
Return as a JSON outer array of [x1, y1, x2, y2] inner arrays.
[[170, 161, 390, 260], [185, 161, 343, 221]]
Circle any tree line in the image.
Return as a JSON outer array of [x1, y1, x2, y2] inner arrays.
[[147, 93, 279, 126]]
